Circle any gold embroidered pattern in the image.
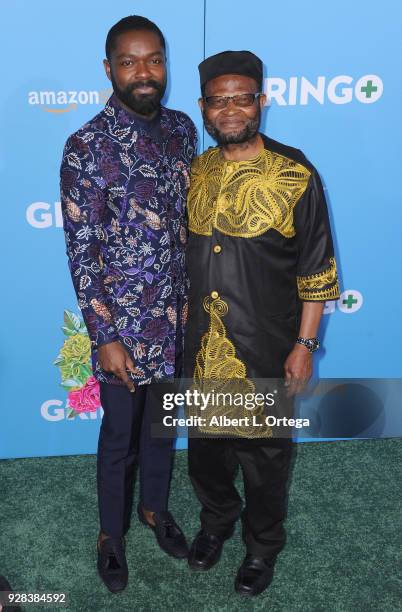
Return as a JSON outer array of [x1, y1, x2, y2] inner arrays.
[[190, 296, 272, 438], [297, 257, 340, 300], [194, 296, 248, 381], [188, 147, 311, 238]]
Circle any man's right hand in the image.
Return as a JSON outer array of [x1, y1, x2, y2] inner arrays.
[[97, 341, 136, 392]]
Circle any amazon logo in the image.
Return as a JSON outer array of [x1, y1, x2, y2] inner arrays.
[[28, 88, 112, 113]]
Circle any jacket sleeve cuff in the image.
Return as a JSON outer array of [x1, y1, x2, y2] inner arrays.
[[297, 257, 340, 301], [91, 325, 119, 349], [93, 332, 120, 350]]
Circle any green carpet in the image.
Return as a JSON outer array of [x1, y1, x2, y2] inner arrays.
[[1, 439, 401, 611]]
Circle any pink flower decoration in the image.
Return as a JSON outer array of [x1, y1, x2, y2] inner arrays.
[[68, 376, 101, 413]]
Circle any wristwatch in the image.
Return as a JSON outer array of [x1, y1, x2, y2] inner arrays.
[[296, 337, 320, 353]]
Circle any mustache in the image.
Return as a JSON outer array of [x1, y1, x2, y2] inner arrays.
[[129, 79, 163, 92]]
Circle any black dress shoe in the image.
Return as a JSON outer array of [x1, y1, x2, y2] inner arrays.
[[234, 554, 275, 597], [137, 504, 189, 559], [188, 528, 233, 571], [97, 536, 128, 593]]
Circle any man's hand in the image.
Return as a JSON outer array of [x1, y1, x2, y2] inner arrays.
[[98, 341, 136, 392], [283, 343, 312, 396]]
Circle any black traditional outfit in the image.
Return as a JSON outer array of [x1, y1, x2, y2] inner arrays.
[[185, 135, 339, 381], [184, 50, 340, 557]]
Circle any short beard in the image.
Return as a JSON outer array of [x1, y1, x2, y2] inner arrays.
[[203, 106, 261, 145], [111, 73, 166, 116]]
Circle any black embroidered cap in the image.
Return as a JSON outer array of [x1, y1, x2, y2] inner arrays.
[[199, 50, 263, 90]]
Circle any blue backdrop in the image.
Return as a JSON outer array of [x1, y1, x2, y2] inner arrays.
[[1, 0, 401, 458]]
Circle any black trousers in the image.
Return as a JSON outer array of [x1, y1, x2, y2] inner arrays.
[[188, 436, 293, 558], [97, 382, 175, 537], [97, 314, 183, 537]]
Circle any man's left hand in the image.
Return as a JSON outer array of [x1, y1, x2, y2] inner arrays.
[[284, 344, 312, 396]]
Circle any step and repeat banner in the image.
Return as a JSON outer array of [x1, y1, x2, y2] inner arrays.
[[1, 0, 401, 458]]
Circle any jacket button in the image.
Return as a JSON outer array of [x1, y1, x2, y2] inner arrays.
[[210, 291, 219, 299], [213, 245, 222, 254]]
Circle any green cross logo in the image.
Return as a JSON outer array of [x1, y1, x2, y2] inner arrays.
[[360, 80, 378, 99], [338, 290, 363, 314], [342, 294, 358, 309], [355, 75, 383, 104]]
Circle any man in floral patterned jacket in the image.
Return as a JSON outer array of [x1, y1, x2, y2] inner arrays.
[[60, 16, 197, 593]]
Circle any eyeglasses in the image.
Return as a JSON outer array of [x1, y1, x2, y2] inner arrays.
[[203, 93, 261, 110]]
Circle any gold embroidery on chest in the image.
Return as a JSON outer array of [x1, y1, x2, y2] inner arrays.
[[188, 148, 311, 238]]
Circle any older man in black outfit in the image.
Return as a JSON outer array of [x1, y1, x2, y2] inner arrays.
[[185, 50, 340, 596]]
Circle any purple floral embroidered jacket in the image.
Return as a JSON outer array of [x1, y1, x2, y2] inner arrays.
[[60, 94, 197, 385]]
